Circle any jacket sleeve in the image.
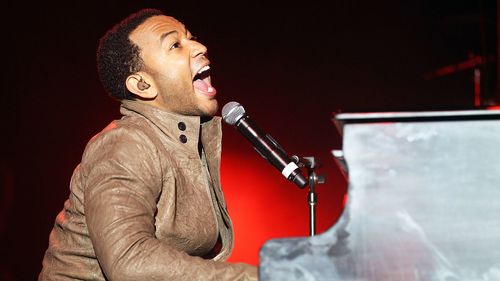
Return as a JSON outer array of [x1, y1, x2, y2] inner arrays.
[[81, 125, 258, 281]]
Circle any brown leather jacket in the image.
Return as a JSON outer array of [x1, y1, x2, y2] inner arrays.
[[38, 100, 258, 280]]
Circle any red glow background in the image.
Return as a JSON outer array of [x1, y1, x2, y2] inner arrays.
[[2, 0, 498, 280]]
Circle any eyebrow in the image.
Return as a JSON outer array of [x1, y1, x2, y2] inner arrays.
[[160, 30, 178, 44]]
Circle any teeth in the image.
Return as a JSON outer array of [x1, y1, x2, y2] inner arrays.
[[198, 65, 210, 74]]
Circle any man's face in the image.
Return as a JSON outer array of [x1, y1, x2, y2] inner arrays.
[[130, 15, 218, 116]]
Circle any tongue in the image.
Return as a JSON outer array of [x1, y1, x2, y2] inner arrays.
[[193, 79, 212, 92]]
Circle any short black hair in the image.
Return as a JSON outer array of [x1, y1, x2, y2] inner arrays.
[[96, 8, 163, 100]]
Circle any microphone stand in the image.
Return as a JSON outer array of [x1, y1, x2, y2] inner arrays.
[[293, 156, 326, 236]]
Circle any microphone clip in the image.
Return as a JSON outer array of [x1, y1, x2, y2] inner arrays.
[[291, 156, 322, 171]]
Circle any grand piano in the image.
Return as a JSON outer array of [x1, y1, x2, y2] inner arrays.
[[259, 109, 500, 281]]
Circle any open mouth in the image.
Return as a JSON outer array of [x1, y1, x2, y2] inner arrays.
[[193, 65, 211, 81], [193, 65, 216, 96]]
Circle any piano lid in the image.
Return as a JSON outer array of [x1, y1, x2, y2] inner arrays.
[[333, 109, 500, 136]]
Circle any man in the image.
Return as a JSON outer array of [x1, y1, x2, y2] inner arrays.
[[39, 8, 258, 280]]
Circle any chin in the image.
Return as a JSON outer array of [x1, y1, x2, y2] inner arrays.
[[200, 100, 218, 117]]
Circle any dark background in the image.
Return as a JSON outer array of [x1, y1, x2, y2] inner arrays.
[[3, 0, 498, 280]]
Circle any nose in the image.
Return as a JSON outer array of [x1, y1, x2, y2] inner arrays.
[[190, 40, 208, 59]]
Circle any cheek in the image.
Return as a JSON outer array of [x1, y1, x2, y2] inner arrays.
[[169, 58, 192, 78], [149, 51, 190, 78], [161, 63, 193, 88], [157, 69, 191, 91]]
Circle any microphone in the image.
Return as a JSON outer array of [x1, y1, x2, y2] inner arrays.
[[222, 101, 308, 188]]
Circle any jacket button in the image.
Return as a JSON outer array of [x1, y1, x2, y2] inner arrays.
[[179, 134, 188, 143], [178, 122, 186, 131]]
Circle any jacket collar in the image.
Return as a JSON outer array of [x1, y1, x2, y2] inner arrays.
[[119, 100, 222, 159]]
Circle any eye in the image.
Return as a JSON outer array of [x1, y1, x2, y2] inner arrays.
[[170, 42, 181, 50], [189, 36, 198, 42]]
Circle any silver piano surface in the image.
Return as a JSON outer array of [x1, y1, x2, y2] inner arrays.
[[259, 110, 500, 281]]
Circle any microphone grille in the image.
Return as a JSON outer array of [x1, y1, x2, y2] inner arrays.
[[222, 101, 246, 125]]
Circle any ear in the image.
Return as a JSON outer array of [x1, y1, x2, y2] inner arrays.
[[125, 73, 157, 99]]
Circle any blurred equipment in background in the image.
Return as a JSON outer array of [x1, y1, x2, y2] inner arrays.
[[424, 0, 499, 107]]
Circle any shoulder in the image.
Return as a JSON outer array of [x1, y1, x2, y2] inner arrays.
[[82, 117, 160, 166]]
